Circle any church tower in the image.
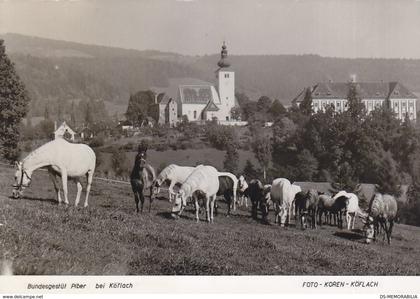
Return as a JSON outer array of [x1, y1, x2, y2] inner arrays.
[[217, 42, 235, 121]]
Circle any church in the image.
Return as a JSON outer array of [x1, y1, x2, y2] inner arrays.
[[151, 42, 237, 126]]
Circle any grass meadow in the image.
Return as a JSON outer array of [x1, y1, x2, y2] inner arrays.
[[1, 164, 420, 275]]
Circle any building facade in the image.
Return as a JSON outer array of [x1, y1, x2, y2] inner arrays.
[[54, 121, 76, 141], [151, 42, 237, 125], [293, 81, 417, 121]]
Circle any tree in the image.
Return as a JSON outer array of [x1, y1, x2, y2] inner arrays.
[[70, 101, 76, 128], [223, 144, 239, 174], [0, 39, 30, 161], [243, 159, 259, 180], [111, 148, 128, 178], [270, 99, 287, 119], [205, 124, 238, 150], [295, 149, 319, 181], [346, 83, 365, 120], [125, 90, 155, 126], [230, 106, 242, 120], [257, 96, 272, 112], [299, 87, 313, 115], [252, 134, 272, 181]]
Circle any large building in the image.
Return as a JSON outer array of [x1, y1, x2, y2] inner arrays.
[[293, 81, 418, 121], [151, 42, 237, 125]]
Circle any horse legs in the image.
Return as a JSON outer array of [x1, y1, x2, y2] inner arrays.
[[287, 205, 293, 227], [48, 170, 62, 204], [148, 186, 154, 213], [133, 192, 140, 213], [387, 220, 394, 245], [210, 195, 216, 223], [61, 169, 69, 205], [84, 170, 94, 208], [139, 191, 145, 213], [194, 198, 200, 222], [168, 181, 176, 202], [226, 193, 231, 216], [346, 211, 351, 230], [205, 196, 211, 223], [74, 178, 83, 207]]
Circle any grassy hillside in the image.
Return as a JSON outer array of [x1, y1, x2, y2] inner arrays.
[[1, 164, 419, 275]]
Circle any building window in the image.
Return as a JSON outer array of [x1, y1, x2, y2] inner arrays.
[[224, 74, 229, 78], [193, 111, 197, 119]]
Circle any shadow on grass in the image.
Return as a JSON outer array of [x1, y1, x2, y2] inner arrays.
[[333, 230, 364, 241], [156, 211, 175, 220], [21, 196, 57, 204]]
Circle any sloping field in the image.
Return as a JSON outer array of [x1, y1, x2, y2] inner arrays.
[[0, 164, 419, 275]]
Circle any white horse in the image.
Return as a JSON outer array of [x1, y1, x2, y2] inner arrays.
[[237, 175, 249, 208], [270, 178, 302, 227], [332, 190, 360, 230], [171, 165, 219, 223], [12, 138, 96, 207], [153, 164, 196, 201]]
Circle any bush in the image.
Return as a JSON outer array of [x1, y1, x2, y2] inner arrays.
[[89, 134, 105, 147]]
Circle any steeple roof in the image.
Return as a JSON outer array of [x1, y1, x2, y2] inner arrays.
[[217, 41, 231, 68]]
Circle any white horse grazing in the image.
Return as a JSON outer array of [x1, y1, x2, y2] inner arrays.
[[237, 175, 249, 208], [12, 138, 96, 207], [153, 164, 196, 201], [332, 190, 360, 230], [270, 178, 302, 227], [171, 165, 220, 223]]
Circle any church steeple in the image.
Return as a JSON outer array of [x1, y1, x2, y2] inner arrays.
[[217, 41, 231, 68]]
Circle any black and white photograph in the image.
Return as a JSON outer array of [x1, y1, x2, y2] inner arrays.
[[1, 0, 420, 293]]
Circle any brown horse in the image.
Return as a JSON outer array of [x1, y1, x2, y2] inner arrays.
[[294, 189, 319, 229], [130, 151, 156, 213]]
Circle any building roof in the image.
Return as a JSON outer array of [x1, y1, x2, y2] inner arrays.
[[179, 85, 213, 104], [55, 121, 76, 135], [151, 77, 217, 105], [203, 100, 220, 112], [295, 81, 417, 103]]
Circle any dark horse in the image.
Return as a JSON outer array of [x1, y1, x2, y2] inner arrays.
[[214, 175, 236, 216], [130, 150, 156, 213], [247, 179, 270, 224]]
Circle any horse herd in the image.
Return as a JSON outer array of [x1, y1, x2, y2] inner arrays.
[[11, 139, 398, 246]]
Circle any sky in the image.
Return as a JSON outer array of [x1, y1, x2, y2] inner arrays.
[[1, 0, 420, 58]]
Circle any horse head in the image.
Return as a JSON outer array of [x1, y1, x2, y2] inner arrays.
[[171, 189, 186, 217], [136, 151, 147, 168], [363, 216, 375, 244], [12, 161, 32, 199]]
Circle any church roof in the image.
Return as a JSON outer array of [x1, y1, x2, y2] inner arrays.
[[151, 77, 217, 105], [179, 85, 214, 104], [203, 100, 220, 112]]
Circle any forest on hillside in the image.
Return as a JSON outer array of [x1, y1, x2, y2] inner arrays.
[[3, 34, 420, 117]]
